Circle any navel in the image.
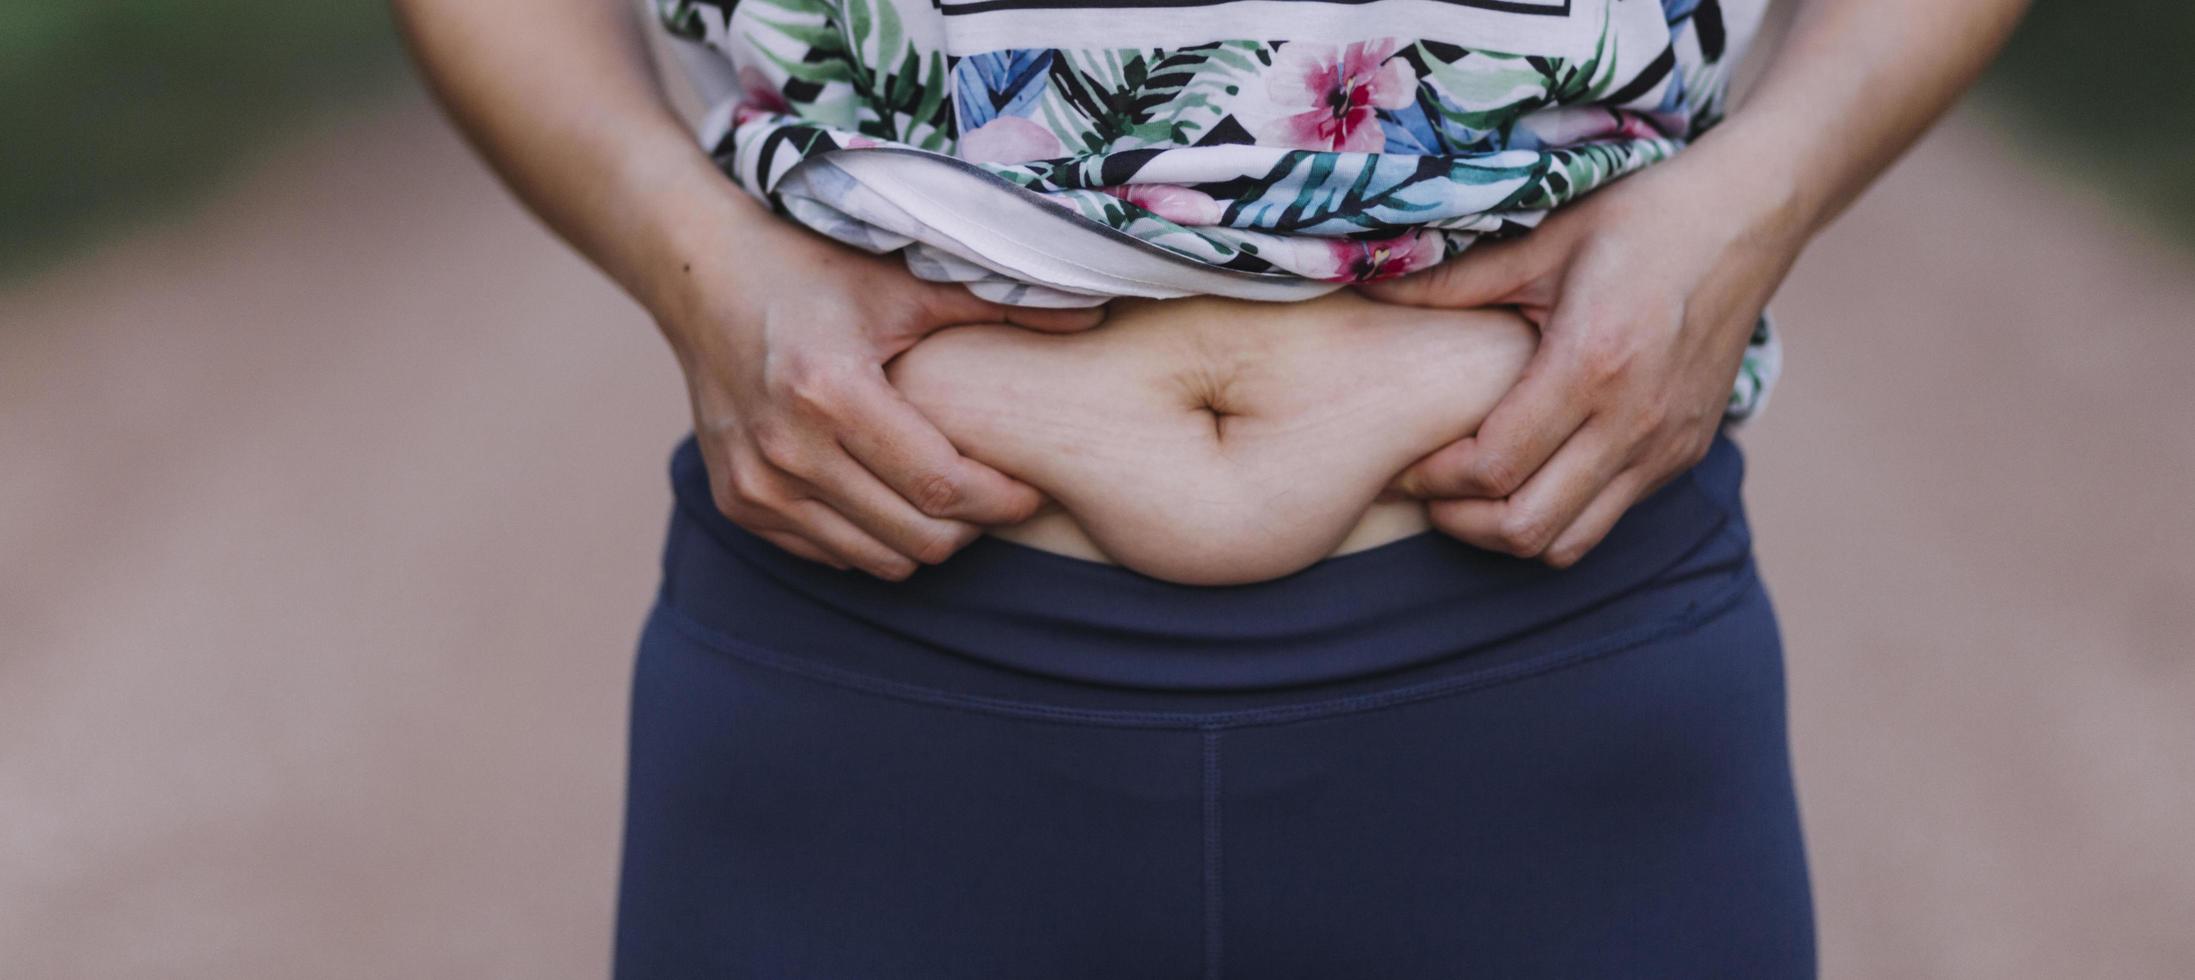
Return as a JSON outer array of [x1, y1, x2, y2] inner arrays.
[[1179, 367, 1246, 444], [1198, 403, 1240, 442]]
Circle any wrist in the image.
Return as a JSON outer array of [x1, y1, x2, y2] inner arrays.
[[1683, 114, 1840, 241], [619, 164, 763, 326], [571, 126, 789, 333]]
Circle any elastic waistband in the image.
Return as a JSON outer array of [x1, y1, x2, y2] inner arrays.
[[661, 430, 1750, 692]]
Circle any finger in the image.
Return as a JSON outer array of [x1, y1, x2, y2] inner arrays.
[[698, 454, 851, 571], [1424, 422, 1624, 560], [1352, 234, 1541, 309], [1393, 354, 1593, 499], [1540, 468, 1652, 570], [926, 283, 1109, 334], [702, 450, 872, 573], [780, 497, 923, 581], [1422, 495, 1507, 553], [1390, 435, 1478, 499], [995, 303, 1110, 334], [833, 375, 1046, 525], [796, 453, 984, 566], [1490, 420, 1634, 558]]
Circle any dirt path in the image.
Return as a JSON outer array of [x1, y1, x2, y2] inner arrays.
[[4, 85, 2191, 978]]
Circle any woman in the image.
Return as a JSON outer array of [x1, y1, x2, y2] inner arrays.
[[393, 0, 2027, 974]]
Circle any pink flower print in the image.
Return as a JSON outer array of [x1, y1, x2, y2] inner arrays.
[[1516, 107, 1668, 147], [1612, 111, 1669, 141], [731, 66, 791, 126], [843, 135, 882, 149], [1318, 230, 1445, 283], [958, 116, 1062, 164], [1256, 39, 1418, 153], [1098, 184, 1224, 226]]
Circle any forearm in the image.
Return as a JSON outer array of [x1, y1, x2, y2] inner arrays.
[[1691, 0, 2033, 235], [388, 0, 768, 323]]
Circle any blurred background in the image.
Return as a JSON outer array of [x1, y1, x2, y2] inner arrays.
[[3, 1, 2191, 977]]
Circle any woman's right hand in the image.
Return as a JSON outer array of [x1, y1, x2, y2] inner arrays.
[[657, 216, 1107, 580], [390, 0, 1105, 578]]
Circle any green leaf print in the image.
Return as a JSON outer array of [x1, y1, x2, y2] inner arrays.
[[1413, 46, 1551, 134], [754, 43, 854, 87], [749, 17, 843, 56], [1041, 43, 1262, 154], [656, 0, 706, 39], [1524, 140, 1673, 208]]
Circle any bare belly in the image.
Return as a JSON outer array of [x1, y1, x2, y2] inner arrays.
[[886, 291, 1537, 585]]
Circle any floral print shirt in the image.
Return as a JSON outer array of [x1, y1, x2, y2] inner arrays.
[[656, 0, 1783, 422]]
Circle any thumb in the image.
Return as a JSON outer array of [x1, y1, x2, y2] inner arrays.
[[1355, 234, 1544, 310], [994, 302, 1109, 334], [924, 282, 1109, 334]]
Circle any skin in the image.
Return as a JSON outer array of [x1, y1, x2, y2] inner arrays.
[[1358, 0, 2034, 568], [391, 0, 2030, 579], [390, 0, 1104, 581], [888, 293, 1537, 584]]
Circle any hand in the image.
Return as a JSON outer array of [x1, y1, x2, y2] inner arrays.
[[1355, 148, 1807, 568], [659, 218, 1105, 580]]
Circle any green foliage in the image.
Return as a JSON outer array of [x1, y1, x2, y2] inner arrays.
[[0, 1, 400, 275]]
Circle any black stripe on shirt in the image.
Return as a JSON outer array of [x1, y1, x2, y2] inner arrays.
[[1693, 0, 1728, 61], [1603, 44, 1675, 107]]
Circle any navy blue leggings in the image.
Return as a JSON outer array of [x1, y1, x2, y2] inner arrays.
[[613, 431, 1816, 979]]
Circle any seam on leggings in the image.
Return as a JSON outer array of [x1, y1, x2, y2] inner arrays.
[[1201, 729, 1224, 980], [650, 554, 1759, 731]]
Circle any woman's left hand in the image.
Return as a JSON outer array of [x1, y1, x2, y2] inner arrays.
[[1354, 145, 1809, 568]]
